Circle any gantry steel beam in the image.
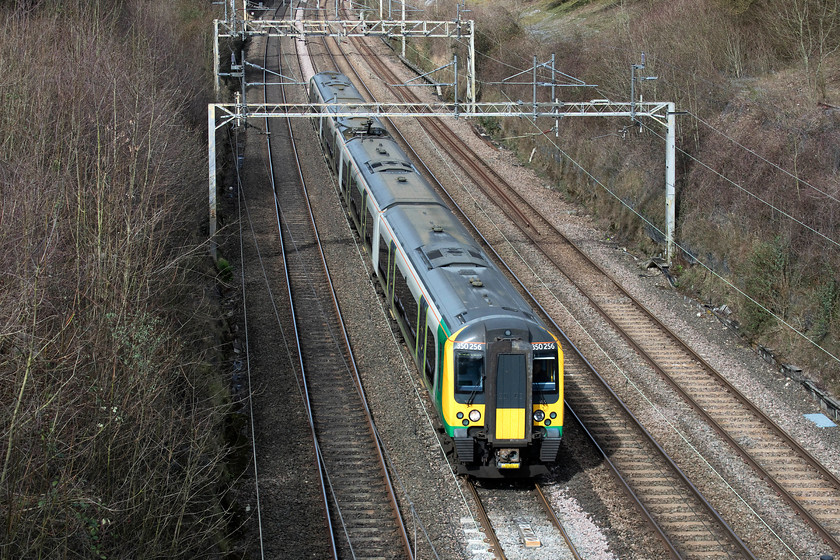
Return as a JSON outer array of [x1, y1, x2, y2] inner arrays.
[[214, 17, 477, 109], [218, 18, 474, 39], [210, 100, 671, 121]]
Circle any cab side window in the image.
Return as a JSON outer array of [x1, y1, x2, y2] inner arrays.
[[424, 325, 436, 387]]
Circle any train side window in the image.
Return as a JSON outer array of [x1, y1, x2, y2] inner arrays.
[[349, 177, 363, 223], [403, 280, 419, 342], [415, 297, 426, 357], [387, 243, 396, 304], [364, 204, 374, 250], [343, 159, 352, 193], [322, 121, 332, 158], [424, 324, 435, 387], [406, 297, 419, 344], [377, 235, 390, 283], [393, 265, 416, 349]]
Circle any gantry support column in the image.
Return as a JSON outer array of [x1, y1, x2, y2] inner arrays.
[[665, 102, 676, 265]]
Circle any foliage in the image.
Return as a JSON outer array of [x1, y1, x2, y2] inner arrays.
[[0, 1, 233, 557], [811, 275, 839, 342], [755, 0, 840, 100], [740, 237, 795, 335], [217, 257, 234, 283]]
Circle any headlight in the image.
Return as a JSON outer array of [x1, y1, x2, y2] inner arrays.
[[533, 410, 545, 422], [468, 409, 481, 422]]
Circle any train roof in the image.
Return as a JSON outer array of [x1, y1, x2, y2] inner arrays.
[[398, 216, 538, 330], [315, 73, 544, 334], [310, 72, 386, 138], [310, 72, 365, 105], [364, 172, 539, 330], [347, 137, 444, 208]]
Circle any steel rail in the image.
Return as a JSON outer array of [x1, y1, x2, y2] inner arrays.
[[282, 3, 415, 557], [566, 257, 840, 553], [464, 481, 505, 560], [259, 2, 337, 556], [534, 483, 584, 560]]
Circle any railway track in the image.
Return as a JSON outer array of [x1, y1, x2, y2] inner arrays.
[[237, 5, 413, 557], [332, 25, 840, 559], [464, 480, 584, 559], [300, 9, 596, 557]]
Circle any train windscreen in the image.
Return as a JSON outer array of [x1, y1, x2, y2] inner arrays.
[[533, 350, 558, 393], [455, 350, 484, 404]]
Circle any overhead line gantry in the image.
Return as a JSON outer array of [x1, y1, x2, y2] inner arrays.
[[209, 4, 678, 265], [214, 15, 478, 107]]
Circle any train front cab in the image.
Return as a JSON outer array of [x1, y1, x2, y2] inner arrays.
[[443, 322, 564, 478]]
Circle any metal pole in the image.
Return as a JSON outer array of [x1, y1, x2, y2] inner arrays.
[[214, 20, 220, 98], [550, 53, 555, 104], [401, 0, 406, 57], [533, 55, 537, 120], [470, 20, 476, 112], [630, 63, 636, 121], [454, 54, 459, 118], [666, 102, 676, 265], [240, 48, 246, 107], [552, 53, 559, 135], [208, 104, 217, 260]]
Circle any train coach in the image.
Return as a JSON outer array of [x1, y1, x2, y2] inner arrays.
[[308, 71, 564, 477]]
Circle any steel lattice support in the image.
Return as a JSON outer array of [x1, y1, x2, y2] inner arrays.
[[213, 17, 476, 107]]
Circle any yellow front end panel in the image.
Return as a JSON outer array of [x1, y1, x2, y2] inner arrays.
[[495, 408, 526, 440]]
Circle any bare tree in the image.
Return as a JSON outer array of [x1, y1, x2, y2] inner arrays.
[[761, 0, 840, 101]]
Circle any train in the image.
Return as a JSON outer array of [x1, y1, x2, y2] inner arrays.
[[308, 71, 564, 477]]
